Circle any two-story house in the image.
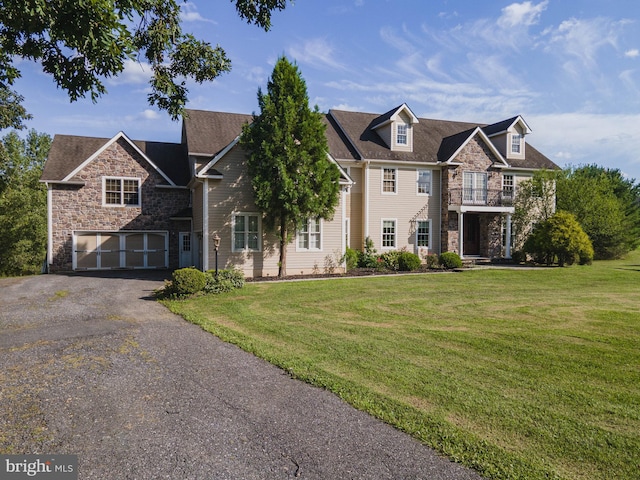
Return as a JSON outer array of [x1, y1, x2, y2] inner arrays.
[[41, 103, 557, 276]]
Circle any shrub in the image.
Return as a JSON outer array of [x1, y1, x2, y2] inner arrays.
[[342, 247, 359, 271], [398, 251, 422, 271], [357, 237, 379, 268], [204, 268, 245, 294], [524, 211, 594, 266], [511, 250, 527, 264], [439, 252, 462, 269], [171, 267, 206, 296], [379, 250, 401, 271], [425, 253, 440, 269]]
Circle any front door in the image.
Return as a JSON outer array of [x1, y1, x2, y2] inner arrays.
[[463, 214, 480, 256], [179, 232, 192, 268]]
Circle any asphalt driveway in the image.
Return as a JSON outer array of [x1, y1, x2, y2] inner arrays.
[[0, 272, 483, 479]]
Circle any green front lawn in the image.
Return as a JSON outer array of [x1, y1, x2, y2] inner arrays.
[[164, 251, 640, 480]]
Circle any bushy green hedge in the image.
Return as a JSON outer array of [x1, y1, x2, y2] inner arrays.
[[172, 267, 206, 295], [439, 252, 462, 269], [204, 268, 245, 294], [343, 247, 359, 271], [398, 251, 422, 271], [524, 211, 594, 266]]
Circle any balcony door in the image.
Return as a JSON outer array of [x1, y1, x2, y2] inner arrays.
[[463, 172, 488, 204]]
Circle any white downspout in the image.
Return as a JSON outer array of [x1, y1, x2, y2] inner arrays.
[[202, 178, 209, 271], [364, 161, 370, 242], [458, 211, 464, 259], [505, 213, 512, 259], [341, 186, 347, 268]]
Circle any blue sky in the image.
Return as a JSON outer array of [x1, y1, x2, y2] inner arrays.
[[11, 0, 640, 181]]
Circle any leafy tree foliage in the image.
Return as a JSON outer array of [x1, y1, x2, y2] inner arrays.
[[556, 165, 640, 259], [0, 0, 289, 125], [240, 56, 341, 277], [0, 129, 51, 275], [524, 211, 593, 266], [511, 169, 557, 251]]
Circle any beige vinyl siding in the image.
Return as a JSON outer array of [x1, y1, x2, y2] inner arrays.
[[206, 145, 345, 277], [347, 166, 363, 250], [368, 164, 440, 255], [376, 124, 392, 149]]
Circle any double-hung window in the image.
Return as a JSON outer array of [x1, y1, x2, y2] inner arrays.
[[382, 220, 396, 248], [103, 177, 140, 206], [396, 124, 408, 145], [511, 134, 522, 154], [502, 174, 514, 202], [416, 220, 431, 249], [297, 218, 322, 250], [382, 168, 397, 194], [417, 169, 431, 195], [233, 213, 260, 252]]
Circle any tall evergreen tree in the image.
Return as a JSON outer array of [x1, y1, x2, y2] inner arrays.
[[240, 56, 341, 277], [0, 129, 51, 276]]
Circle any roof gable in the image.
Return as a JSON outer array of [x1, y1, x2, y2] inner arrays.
[[42, 133, 189, 185], [61, 132, 176, 185], [439, 127, 508, 166], [370, 103, 419, 130], [183, 109, 251, 157], [483, 115, 532, 137]]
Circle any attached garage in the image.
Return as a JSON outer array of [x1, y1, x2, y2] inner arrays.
[[74, 232, 168, 270]]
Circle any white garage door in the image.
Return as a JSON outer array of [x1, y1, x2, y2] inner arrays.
[[74, 232, 168, 270]]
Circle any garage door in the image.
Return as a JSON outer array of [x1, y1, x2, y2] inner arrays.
[[74, 232, 168, 270]]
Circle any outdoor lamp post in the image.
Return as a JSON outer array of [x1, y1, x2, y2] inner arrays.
[[213, 233, 220, 279]]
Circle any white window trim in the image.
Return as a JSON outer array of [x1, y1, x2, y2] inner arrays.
[[296, 218, 323, 252], [381, 218, 397, 250], [102, 176, 141, 207], [511, 134, 522, 154], [415, 219, 433, 251], [396, 123, 408, 145], [381, 167, 397, 195], [232, 212, 262, 253], [416, 169, 432, 196]]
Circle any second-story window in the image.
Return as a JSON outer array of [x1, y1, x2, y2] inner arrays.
[[103, 177, 140, 206], [383, 168, 397, 193], [511, 134, 522, 154], [417, 169, 431, 195], [503, 174, 514, 200], [396, 124, 408, 145]]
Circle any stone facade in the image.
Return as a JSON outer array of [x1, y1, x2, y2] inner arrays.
[[49, 139, 190, 272], [441, 136, 508, 258]]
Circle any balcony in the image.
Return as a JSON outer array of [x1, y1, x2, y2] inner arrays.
[[449, 188, 514, 207]]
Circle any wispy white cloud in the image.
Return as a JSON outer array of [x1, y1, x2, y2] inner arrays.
[[108, 59, 153, 86], [288, 38, 345, 70], [529, 113, 640, 177], [625, 49, 640, 58], [548, 18, 620, 69], [180, 2, 216, 23], [498, 1, 548, 28]]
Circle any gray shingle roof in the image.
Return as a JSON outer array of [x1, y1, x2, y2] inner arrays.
[[328, 109, 558, 170], [182, 109, 252, 157], [41, 134, 190, 185]]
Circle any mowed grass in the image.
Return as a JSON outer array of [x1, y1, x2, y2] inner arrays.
[[164, 251, 640, 480]]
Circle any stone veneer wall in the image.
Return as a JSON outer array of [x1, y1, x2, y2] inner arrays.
[[49, 138, 190, 272], [441, 137, 505, 257]]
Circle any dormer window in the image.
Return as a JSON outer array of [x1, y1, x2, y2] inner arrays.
[[511, 134, 522, 154], [397, 124, 408, 145]]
